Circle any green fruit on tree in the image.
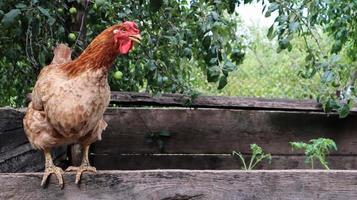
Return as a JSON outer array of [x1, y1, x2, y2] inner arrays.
[[69, 7, 77, 15], [113, 71, 123, 80], [57, 8, 64, 14], [68, 33, 76, 41], [332, 80, 340, 87]]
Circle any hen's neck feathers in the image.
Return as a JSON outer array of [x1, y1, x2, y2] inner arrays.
[[61, 26, 119, 77]]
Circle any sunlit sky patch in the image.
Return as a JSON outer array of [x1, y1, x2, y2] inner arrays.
[[237, 2, 277, 27]]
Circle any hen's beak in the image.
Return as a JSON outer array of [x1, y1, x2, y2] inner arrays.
[[129, 34, 142, 44]]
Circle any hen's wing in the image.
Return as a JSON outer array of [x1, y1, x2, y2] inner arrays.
[[31, 44, 72, 111], [24, 44, 72, 149]]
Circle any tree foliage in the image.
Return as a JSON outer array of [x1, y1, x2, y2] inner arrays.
[[0, 0, 244, 107], [1, 0, 357, 119], [258, 0, 357, 117], [194, 24, 323, 99]]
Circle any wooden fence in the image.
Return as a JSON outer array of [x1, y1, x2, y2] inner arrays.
[[2, 92, 357, 199], [1, 170, 357, 199], [91, 92, 357, 170], [2, 92, 357, 172]]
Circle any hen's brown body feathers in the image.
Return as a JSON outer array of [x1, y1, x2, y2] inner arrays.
[[24, 65, 109, 149], [23, 23, 140, 187], [23, 25, 120, 150]]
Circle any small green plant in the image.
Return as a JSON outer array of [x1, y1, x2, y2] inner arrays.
[[232, 144, 272, 170], [290, 138, 337, 169]]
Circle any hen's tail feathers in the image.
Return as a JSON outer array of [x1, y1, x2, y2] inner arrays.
[[51, 43, 72, 65]]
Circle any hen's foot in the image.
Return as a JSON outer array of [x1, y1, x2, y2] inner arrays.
[[41, 165, 64, 189], [65, 165, 97, 184]]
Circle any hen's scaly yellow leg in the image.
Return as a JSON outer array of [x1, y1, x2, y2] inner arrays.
[[65, 145, 96, 184], [41, 149, 64, 188]]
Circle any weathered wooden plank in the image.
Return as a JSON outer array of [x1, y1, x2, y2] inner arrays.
[[27, 91, 357, 112], [1, 170, 357, 200], [0, 108, 27, 154], [90, 154, 357, 170], [0, 108, 24, 131], [0, 145, 67, 173], [110, 91, 357, 112], [95, 108, 357, 155]]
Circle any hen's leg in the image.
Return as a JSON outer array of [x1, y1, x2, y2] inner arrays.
[[41, 148, 64, 188], [65, 145, 96, 184]]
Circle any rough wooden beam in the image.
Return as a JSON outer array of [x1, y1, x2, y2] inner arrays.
[[90, 154, 357, 170], [29, 91, 357, 112], [0, 108, 25, 153], [110, 91, 357, 112], [1, 170, 357, 199], [97, 108, 357, 155]]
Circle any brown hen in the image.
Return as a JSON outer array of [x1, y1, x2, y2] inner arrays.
[[23, 21, 141, 188]]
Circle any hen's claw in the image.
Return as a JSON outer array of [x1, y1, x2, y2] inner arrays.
[[65, 165, 97, 184], [41, 165, 64, 189]]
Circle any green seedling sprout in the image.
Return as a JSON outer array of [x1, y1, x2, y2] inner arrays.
[[290, 138, 337, 169], [232, 144, 272, 170]]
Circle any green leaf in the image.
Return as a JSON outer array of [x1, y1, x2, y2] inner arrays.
[[1, 9, 21, 25], [231, 50, 245, 65], [207, 65, 221, 82], [348, 99, 354, 109], [323, 98, 339, 113], [217, 75, 228, 90], [38, 6, 55, 25], [223, 60, 236, 73], [15, 3, 27, 9], [145, 60, 156, 71], [228, 0, 236, 14], [202, 36, 211, 49], [338, 104, 350, 118], [39, 52, 46, 66], [290, 142, 307, 150], [209, 58, 218, 65], [250, 144, 263, 155], [38, 6, 50, 17], [149, 0, 163, 12], [265, 3, 279, 17], [267, 25, 275, 40], [331, 40, 342, 54]]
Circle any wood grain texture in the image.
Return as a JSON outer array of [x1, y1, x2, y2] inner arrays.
[[90, 154, 357, 170], [1, 170, 357, 200], [110, 91, 357, 112], [96, 108, 357, 155], [27, 91, 357, 112], [0, 108, 26, 154]]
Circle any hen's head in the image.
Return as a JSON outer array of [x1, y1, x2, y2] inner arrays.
[[112, 21, 141, 55]]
